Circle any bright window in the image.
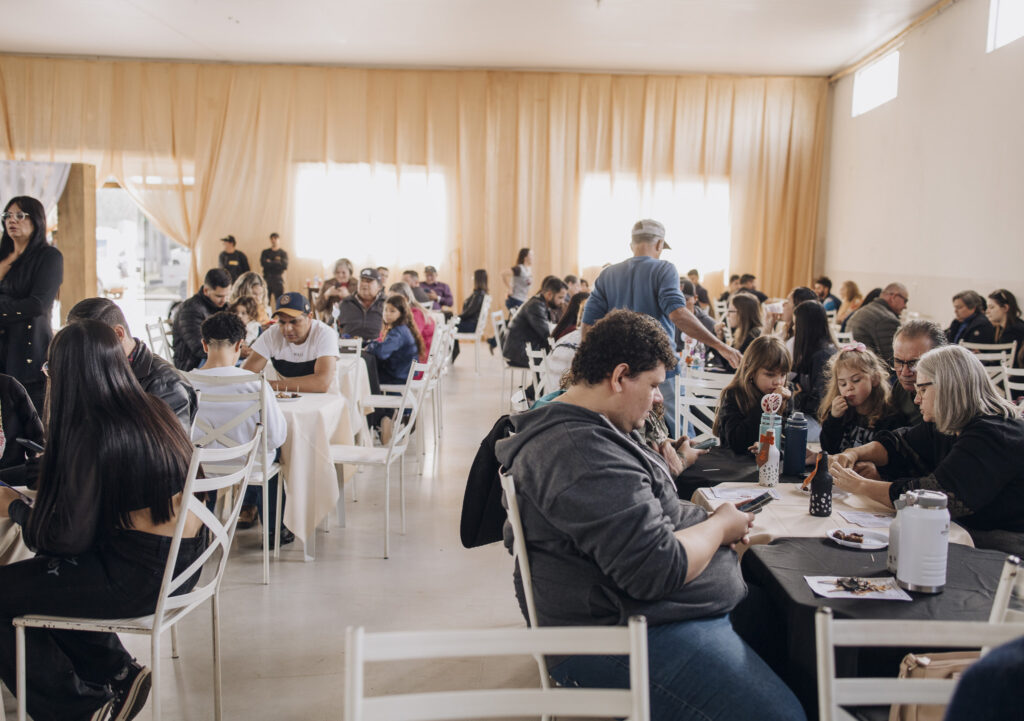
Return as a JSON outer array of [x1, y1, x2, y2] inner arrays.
[[852, 50, 900, 117], [988, 0, 1024, 52], [294, 163, 448, 272], [577, 173, 731, 278]]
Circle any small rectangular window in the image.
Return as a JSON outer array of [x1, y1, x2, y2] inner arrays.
[[851, 50, 900, 118], [988, 0, 1024, 52]]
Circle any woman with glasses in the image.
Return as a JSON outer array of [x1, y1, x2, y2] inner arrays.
[[0, 196, 63, 414], [0, 320, 207, 721], [987, 289, 1024, 368], [829, 344, 1024, 555]]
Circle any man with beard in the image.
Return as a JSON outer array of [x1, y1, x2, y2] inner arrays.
[[502, 276, 568, 369]]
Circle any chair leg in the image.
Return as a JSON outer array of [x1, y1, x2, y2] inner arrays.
[[274, 474, 284, 559], [400, 456, 406, 535], [212, 595, 223, 721], [171, 626, 179, 659], [151, 631, 162, 720], [15, 625, 25, 721], [384, 465, 391, 559], [474, 338, 480, 373], [262, 479, 271, 584]]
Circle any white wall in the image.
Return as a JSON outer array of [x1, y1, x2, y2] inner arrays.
[[822, 0, 1024, 325]]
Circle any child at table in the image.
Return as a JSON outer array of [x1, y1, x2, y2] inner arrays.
[[818, 344, 907, 454], [230, 296, 262, 358], [712, 335, 792, 455]]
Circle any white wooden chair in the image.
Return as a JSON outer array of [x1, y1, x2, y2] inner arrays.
[[835, 331, 854, 345], [525, 342, 549, 400], [674, 367, 733, 443], [961, 341, 1017, 395], [713, 299, 728, 319], [146, 318, 174, 363], [13, 430, 263, 721], [1003, 365, 1024, 403], [344, 617, 650, 721], [452, 294, 491, 372], [329, 362, 429, 558], [338, 337, 364, 355], [501, 473, 549, 696], [816, 555, 1024, 721], [184, 369, 283, 585]]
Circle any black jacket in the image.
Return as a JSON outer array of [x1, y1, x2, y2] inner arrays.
[[457, 290, 487, 333], [995, 318, 1024, 367], [218, 249, 250, 282], [946, 311, 994, 345], [130, 339, 197, 430], [172, 290, 223, 370], [335, 294, 385, 341], [503, 295, 552, 367], [0, 373, 43, 470], [460, 415, 514, 548], [0, 241, 63, 389]]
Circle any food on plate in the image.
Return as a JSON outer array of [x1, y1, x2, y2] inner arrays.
[[832, 530, 864, 544], [831, 577, 885, 595], [275, 392, 300, 399]]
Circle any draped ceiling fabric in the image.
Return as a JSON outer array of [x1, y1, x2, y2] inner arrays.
[[0, 55, 828, 300], [0, 160, 70, 216]]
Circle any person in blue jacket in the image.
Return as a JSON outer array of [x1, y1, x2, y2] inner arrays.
[[366, 293, 425, 385]]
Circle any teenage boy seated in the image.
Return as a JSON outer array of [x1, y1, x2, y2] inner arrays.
[[243, 292, 339, 392]]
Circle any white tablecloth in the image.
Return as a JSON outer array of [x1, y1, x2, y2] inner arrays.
[[691, 482, 974, 549], [336, 354, 374, 436], [278, 393, 354, 558]]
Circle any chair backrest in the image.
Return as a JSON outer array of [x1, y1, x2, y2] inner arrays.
[[344, 616, 650, 721], [500, 473, 540, 629], [960, 340, 1017, 366], [383, 361, 431, 461], [153, 428, 262, 626], [146, 318, 174, 362], [524, 343, 548, 398], [815, 605, 1024, 721], [675, 367, 734, 442], [1004, 366, 1024, 403], [472, 294, 492, 337], [713, 299, 728, 319], [989, 555, 1024, 625], [183, 369, 273, 473], [339, 337, 364, 354], [491, 310, 507, 346], [835, 331, 854, 345]]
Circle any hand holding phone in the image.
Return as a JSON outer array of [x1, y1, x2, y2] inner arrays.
[[736, 491, 773, 514], [692, 437, 718, 451], [16, 437, 44, 455]]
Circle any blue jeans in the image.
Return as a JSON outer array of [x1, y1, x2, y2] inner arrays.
[[944, 636, 1024, 721], [549, 615, 806, 721], [659, 376, 677, 438]]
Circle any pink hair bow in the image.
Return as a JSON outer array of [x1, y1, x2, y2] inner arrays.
[[840, 342, 867, 353]]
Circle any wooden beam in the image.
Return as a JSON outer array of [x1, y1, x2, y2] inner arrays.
[[56, 163, 97, 321]]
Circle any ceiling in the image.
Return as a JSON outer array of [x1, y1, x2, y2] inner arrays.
[[1, 0, 940, 77]]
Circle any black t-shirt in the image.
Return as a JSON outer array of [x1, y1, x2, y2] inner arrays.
[[260, 248, 288, 278], [218, 250, 250, 281]]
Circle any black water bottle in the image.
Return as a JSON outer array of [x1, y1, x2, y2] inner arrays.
[[808, 451, 833, 517]]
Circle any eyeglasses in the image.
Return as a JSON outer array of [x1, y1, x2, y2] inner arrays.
[[1, 211, 30, 222], [892, 357, 920, 372], [893, 293, 909, 303], [41, 361, 49, 378]]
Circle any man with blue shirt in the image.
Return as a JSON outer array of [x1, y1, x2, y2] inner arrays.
[[581, 219, 741, 435]]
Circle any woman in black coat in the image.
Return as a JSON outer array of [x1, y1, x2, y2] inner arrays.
[[0, 196, 63, 413]]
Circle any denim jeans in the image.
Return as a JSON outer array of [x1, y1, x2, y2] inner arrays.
[[549, 614, 806, 721], [0, 529, 206, 721], [944, 636, 1024, 721]]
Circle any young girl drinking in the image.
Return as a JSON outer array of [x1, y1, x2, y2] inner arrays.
[[818, 343, 907, 454], [712, 335, 792, 455]]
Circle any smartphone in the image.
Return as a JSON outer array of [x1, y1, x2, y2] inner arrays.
[[16, 437, 44, 455], [0, 479, 32, 504], [737, 492, 773, 514], [692, 438, 718, 451]]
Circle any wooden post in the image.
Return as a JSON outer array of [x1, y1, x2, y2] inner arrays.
[[56, 163, 97, 321]]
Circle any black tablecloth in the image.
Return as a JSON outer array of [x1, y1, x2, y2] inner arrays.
[[733, 537, 1009, 719], [676, 445, 806, 497]]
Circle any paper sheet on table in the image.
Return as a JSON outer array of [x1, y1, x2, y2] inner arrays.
[[805, 575, 912, 601], [837, 510, 895, 528], [707, 487, 782, 501]]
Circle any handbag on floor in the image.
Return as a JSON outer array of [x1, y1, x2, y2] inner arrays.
[[887, 651, 979, 721]]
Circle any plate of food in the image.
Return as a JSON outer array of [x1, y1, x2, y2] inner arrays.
[[827, 528, 888, 550], [275, 391, 301, 401]]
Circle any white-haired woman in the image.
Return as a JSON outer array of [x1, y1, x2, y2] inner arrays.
[[830, 344, 1024, 554]]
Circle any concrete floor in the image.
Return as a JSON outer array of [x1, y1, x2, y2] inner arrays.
[[3, 348, 543, 720]]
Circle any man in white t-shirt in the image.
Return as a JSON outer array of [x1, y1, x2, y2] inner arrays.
[[193, 311, 290, 539], [244, 292, 339, 392]]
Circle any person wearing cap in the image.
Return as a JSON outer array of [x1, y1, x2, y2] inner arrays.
[[243, 292, 339, 393], [218, 235, 250, 283], [421, 266, 454, 312], [335, 268, 386, 342], [581, 219, 742, 436]]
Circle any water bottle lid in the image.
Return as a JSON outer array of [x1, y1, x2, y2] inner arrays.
[[906, 490, 948, 509], [790, 411, 805, 422]]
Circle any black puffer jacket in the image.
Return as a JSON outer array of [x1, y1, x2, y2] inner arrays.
[[172, 290, 222, 370], [129, 339, 196, 430]]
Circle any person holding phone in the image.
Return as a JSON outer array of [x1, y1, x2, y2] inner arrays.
[[495, 310, 806, 721], [0, 371, 43, 471]]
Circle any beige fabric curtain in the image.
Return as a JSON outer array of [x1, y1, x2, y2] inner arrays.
[[0, 55, 827, 300]]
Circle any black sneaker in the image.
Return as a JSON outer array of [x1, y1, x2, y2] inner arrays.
[[263, 526, 295, 549], [108, 661, 152, 721]]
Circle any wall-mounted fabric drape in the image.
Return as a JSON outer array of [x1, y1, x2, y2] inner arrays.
[[0, 160, 70, 216], [0, 54, 827, 300]]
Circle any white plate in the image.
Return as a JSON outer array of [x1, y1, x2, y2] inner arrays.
[[274, 395, 302, 402], [827, 528, 888, 550]]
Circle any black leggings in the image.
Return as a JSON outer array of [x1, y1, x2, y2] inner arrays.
[[0, 529, 206, 721]]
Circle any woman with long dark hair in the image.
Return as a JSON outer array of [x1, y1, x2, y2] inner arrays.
[[0, 320, 206, 721], [791, 300, 837, 441], [987, 289, 1024, 368], [552, 291, 590, 340], [500, 247, 533, 311], [0, 196, 63, 413]]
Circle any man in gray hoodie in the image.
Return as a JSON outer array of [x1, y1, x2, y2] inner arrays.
[[495, 309, 805, 721]]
